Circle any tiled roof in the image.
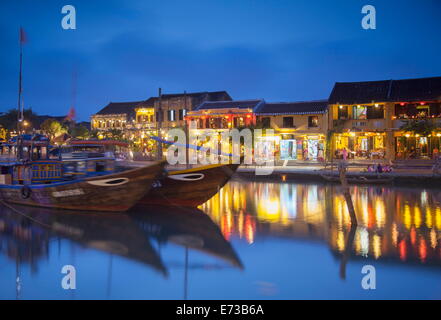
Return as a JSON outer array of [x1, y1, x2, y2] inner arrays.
[[196, 99, 264, 110], [95, 101, 143, 116], [329, 76, 441, 104], [255, 100, 328, 115], [389, 77, 441, 102], [134, 91, 232, 108], [329, 80, 391, 104], [161, 91, 232, 100]]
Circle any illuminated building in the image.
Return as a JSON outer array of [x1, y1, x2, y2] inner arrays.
[[91, 91, 232, 156], [186, 99, 329, 161], [255, 100, 328, 161], [328, 76, 441, 160]]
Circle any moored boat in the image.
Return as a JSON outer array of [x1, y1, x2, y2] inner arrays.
[[139, 162, 241, 207], [0, 135, 165, 212], [320, 172, 393, 185]]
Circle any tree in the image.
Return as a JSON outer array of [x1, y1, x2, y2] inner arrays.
[[89, 129, 100, 139], [69, 125, 89, 139], [400, 119, 438, 137], [104, 129, 125, 141], [0, 108, 38, 131], [40, 119, 67, 141], [0, 127, 7, 141]]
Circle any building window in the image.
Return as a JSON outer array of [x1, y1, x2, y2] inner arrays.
[[168, 110, 176, 121], [179, 109, 186, 121], [353, 105, 367, 120], [367, 105, 384, 119], [156, 111, 164, 122], [337, 106, 348, 120], [138, 114, 153, 122], [308, 116, 319, 127], [233, 117, 245, 128], [283, 117, 294, 128]]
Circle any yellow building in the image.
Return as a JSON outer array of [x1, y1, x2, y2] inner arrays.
[[91, 91, 232, 156], [186, 99, 260, 131], [255, 100, 328, 161], [186, 99, 329, 161], [328, 76, 441, 161]]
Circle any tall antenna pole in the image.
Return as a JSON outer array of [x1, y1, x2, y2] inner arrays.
[[17, 28, 24, 134]]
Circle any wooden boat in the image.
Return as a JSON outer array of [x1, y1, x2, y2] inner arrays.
[[320, 173, 393, 185], [0, 162, 165, 212], [0, 135, 165, 212], [138, 162, 241, 207]]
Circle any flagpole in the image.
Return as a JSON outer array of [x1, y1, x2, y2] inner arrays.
[[17, 29, 23, 134]]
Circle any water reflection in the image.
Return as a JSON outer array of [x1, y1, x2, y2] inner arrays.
[[201, 180, 441, 266], [1, 180, 441, 299], [0, 203, 242, 299]]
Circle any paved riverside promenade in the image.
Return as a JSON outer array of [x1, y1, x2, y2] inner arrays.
[[119, 159, 441, 187]]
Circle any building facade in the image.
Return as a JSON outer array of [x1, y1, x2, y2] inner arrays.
[[90, 76, 441, 162], [91, 91, 232, 156], [255, 100, 328, 161], [186, 99, 329, 161], [328, 76, 441, 160], [186, 99, 262, 130]]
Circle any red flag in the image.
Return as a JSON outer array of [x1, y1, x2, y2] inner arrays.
[[19, 27, 27, 44], [66, 106, 76, 121]]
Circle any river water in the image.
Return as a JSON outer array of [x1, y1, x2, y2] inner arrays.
[[0, 178, 440, 299]]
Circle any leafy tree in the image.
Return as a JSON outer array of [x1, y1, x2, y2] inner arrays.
[[69, 125, 90, 139], [104, 129, 125, 141], [400, 120, 438, 137], [0, 127, 7, 141], [0, 108, 38, 131], [40, 119, 67, 141], [89, 129, 100, 139]]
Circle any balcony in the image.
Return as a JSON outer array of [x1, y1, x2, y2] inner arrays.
[[392, 117, 441, 130], [127, 122, 157, 130], [333, 119, 386, 131]]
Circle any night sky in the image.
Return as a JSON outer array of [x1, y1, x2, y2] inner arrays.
[[0, 0, 440, 121]]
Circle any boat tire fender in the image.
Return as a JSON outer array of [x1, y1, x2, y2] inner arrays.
[[21, 185, 31, 199]]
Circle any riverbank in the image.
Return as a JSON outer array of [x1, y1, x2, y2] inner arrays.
[[235, 166, 441, 187], [119, 159, 441, 188]]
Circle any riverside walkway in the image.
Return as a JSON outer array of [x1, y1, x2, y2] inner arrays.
[[119, 159, 441, 187]]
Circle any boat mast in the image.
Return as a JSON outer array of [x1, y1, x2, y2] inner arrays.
[[17, 27, 25, 134], [16, 27, 26, 160]]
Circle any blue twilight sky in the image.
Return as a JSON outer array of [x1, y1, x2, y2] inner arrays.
[[0, 0, 440, 121]]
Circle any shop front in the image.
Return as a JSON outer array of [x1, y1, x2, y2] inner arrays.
[[279, 134, 325, 161], [333, 132, 386, 160], [395, 133, 441, 159]]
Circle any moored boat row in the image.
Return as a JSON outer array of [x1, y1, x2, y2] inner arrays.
[[0, 136, 241, 212]]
